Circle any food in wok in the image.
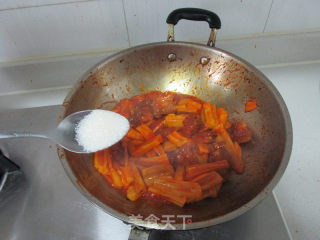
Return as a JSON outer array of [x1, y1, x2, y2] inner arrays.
[[94, 91, 252, 207]]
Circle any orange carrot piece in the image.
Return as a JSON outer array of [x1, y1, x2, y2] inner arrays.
[[128, 139, 144, 155], [122, 142, 129, 167], [130, 162, 146, 191], [202, 102, 219, 129], [112, 98, 131, 119], [216, 128, 244, 174], [142, 164, 174, 185], [151, 119, 165, 133], [217, 107, 228, 126], [145, 119, 154, 126], [94, 150, 110, 175], [167, 131, 189, 147], [107, 152, 113, 170], [120, 144, 130, 183], [202, 188, 218, 199], [176, 105, 188, 112], [201, 105, 206, 125], [163, 141, 177, 152], [94, 150, 105, 167], [201, 181, 222, 199], [126, 162, 146, 201], [189, 101, 202, 111], [225, 121, 232, 129], [136, 124, 155, 140], [245, 100, 257, 112], [152, 178, 202, 203], [185, 160, 230, 180], [119, 167, 134, 187], [153, 145, 166, 156], [131, 135, 163, 157], [127, 185, 141, 201], [174, 165, 185, 180], [196, 143, 209, 164], [176, 99, 202, 113], [176, 105, 199, 113], [126, 128, 144, 140], [145, 149, 157, 157], [212, 105, 223, 130], [104, 174, 114, 185], [112, 160, 122, 170], [129, 139, 144, 146], [165, 114, 186, 128], [233, 141, 244, 172], [110, 169, 123, 188], [177, 98, 196, 105], [197, 143, 210, 154], [190, 171, 223, 191], [148, 186, 186, 207], [137, 154, 170, 167]]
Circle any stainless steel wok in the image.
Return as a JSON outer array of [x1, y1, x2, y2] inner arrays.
[[57, 8, 293, 231]]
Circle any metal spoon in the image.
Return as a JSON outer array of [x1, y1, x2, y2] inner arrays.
[[0, 110, 129, 153]]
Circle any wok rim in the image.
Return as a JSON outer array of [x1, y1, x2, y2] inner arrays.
[[57, 41, 293, 230]]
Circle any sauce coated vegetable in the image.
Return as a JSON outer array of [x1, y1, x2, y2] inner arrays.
[[94, 91, 252, 207]]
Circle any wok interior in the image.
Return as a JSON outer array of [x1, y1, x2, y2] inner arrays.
[[61, 43, 286, 226]]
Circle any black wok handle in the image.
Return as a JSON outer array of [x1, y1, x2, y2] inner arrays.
[[166, 8, 221, 47], [166, 8, 221, 29]]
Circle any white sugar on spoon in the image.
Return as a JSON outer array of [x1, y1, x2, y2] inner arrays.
[[75, 110, 130, 153], [0, 110, 129, 154]]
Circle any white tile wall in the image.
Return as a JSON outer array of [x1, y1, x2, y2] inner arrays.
[[1, 0, 320, 62], [2, 30, 320, 98], [265, 0, 320, 32], [1, 0, 320, 106], [0, 0, 128, 60], [0, 0, 92, 11], [123, 0, 273, 45], [0, 52, 113, 94], [217, 31, 320, 67]]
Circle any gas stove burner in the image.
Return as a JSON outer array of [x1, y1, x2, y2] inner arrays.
[[0, 151, 23, 206]]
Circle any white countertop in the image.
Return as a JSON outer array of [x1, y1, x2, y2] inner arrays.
[[1, 60, 319, 240], [260, 63, 320, 240]]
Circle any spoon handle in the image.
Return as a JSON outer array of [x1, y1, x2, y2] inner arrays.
[[0, 131, 48, 139]]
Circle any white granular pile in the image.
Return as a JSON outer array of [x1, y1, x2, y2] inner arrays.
[[75, 110, 129, 152]]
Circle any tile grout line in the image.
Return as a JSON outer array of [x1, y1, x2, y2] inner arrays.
[[121, 0, 131, 47], [0, 47, 126, 66], [262, 0, 274, 32], [257, 58, 320, 69], [0, 0, 95, 12]]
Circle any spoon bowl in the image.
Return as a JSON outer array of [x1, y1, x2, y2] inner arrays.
[[50, 110, 93, 153]]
